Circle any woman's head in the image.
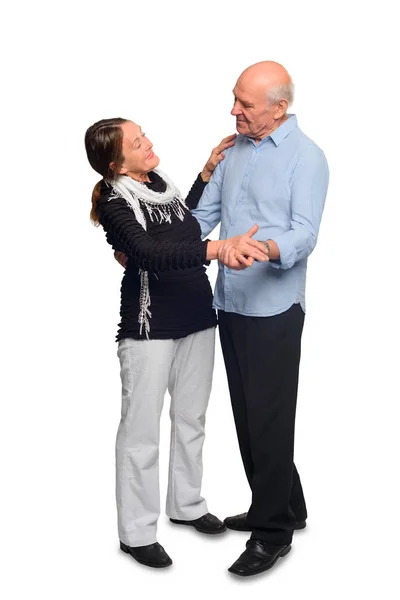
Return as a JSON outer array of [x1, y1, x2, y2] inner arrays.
[[85, 118, 127, 181], [85, 118, 159, 181], [85, 118, 160, 224], [118, 121, 160, 179]]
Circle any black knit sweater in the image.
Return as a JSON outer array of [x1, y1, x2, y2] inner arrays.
[[96, 172, 217, 341]]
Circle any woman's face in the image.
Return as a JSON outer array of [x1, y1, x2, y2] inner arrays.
[[118, 121, 160, 179]]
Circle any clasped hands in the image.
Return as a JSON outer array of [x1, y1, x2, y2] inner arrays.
[[217, 224, 269, 270], [113, 224, 268, 270]]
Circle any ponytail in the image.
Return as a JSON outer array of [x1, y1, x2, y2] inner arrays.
[[90, 180, 102, 225]]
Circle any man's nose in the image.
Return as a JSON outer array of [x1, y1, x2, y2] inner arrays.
[[231, 102, 241, 116]]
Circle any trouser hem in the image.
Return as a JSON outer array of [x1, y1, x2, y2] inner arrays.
[[166, 500, 208, 521], [119, 529, 158, 548], [250, 530, 293, 546]]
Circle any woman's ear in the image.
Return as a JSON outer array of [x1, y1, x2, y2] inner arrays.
[[110, 161, 127, 175]]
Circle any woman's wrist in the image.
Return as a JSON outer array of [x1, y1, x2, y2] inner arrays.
[[206, 240, 224, 260], [200, 168, 212, 183]]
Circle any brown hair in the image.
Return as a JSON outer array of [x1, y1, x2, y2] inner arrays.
[[84, 118, 128, 224]]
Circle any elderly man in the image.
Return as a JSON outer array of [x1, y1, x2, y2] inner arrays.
[[191, 61, 329, 576]]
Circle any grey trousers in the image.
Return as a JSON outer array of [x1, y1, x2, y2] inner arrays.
[[116, 327, 215, 547]]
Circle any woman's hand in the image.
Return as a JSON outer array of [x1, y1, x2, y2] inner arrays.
[[201, 134, 237, 182], [114, 250, 128, 268], [217, 225, 269, 270]]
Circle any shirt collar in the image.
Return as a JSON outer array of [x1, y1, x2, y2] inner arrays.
[[244, 114, 298, 147], [269, 114, 298, 146]]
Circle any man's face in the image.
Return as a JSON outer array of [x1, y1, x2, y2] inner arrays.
[[231, 82, 277, 139], [119, 121, 160, 177]]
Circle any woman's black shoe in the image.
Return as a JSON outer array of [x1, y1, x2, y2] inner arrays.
[[120, 541, 172, 568], [170, 512, 226, 534]]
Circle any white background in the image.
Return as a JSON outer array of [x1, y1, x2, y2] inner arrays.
[[1, 0, 399, 598]]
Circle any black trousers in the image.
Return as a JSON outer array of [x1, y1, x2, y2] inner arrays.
[[218, 304, 307, 545]]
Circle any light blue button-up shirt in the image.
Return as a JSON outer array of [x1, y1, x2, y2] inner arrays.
[[192, 115, 329, 316]]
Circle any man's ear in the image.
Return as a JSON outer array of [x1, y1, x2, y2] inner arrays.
[[274, 99, 288, 120]]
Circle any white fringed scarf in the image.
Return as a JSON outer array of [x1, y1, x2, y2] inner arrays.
[[107, 169, 187, 338]]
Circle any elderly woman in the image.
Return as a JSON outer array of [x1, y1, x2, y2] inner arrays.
[[85, 118, 267, 569]]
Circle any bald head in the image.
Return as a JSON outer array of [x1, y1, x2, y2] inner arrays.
[[239, 61, 291, 85], [237, 61, 293, 105], [231, 61, 293, 140]]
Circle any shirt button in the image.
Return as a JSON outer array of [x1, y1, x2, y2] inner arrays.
[[231, 221, 236, 226]]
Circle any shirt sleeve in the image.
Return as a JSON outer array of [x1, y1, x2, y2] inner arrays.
[[185, 173, 208, 210], [270, 145, 329, 270], [97, 194, 208, 272], [191, 161, 224, 238]]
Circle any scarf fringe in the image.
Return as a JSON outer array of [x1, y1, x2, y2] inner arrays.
[[138, 270, 152, 339], [142, 197, 186, 224]]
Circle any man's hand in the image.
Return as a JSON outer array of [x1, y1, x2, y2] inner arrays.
[[217, 225, 269, 270], [114, 251, 128, 269], [201, 134, 237, 182]]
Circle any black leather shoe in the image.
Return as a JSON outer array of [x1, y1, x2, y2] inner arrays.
[[120, 541, 172, 568], [224, 512, 250, 531], [228, 539, 291, 577], [224, 512, 307, 532], [170, 512, 226, 534]]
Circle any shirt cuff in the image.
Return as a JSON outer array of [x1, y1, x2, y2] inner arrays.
[[269, 235, 297, 270], [198, 172, 209, 185], [203, 239, 211, 265]]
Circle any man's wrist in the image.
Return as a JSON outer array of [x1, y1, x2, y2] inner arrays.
[[263, 240, 271, 258], [264, 239, 280, 261]]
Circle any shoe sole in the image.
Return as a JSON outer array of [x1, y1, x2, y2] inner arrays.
[[170, 519, 227, 534], [225, 523, 307, 532], [225, 523, 252, 532], [120, 542, 173, 568], [228, 545, 292, 577]]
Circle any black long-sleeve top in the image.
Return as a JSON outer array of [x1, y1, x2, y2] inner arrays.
[[96, 172, 217, 341]]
